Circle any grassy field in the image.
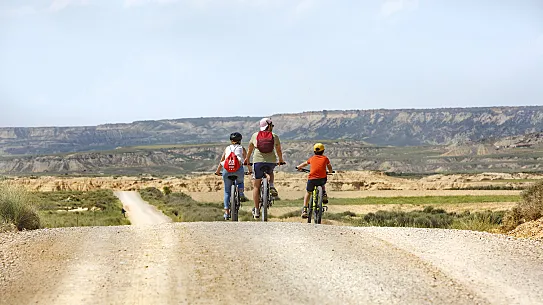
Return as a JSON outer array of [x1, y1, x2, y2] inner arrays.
[[272, 195, 520, 207], [34, 190, 130, 228], [137, 187, 518, 233], [139, 187, 254, 222], [320, 207, 506, 232]]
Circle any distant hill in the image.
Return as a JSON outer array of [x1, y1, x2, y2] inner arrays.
[[1, 106, 543, 155]]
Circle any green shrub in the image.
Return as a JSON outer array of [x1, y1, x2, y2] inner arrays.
[[0, 183, 40, 230], [163, 186, 172, 196], [140, 187, 164, 200], [502, 181, 543, 231], [139, 188, 234, 222], [359, 209, 454, 228], [452, 210, 505, 231]]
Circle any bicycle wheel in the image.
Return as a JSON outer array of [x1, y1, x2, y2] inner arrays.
[[315, 186, 323, 224], [230, 184, 239, 221], [307, 191, 314, 224], [261, 178, 268, 222]]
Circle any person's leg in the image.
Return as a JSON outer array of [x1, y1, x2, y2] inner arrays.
[[321, 178, 328, 203], [252, 163, 264, 208], [302, 180, 313, 218], [267, 163, 278, 197], [222, 172, 233, 216], [236, 168, 246, 201]]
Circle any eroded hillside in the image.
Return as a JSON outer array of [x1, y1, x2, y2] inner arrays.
[[2, 106, 543, 155]]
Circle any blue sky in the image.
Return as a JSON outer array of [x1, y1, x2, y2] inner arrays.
[[1, 0, 542, 127]]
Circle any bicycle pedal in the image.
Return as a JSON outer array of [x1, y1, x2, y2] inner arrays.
[[323, 206, 328, 211]]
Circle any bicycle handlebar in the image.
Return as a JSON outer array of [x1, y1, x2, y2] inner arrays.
[[247, 162, 286, 166], [295, 167, 335, 174]]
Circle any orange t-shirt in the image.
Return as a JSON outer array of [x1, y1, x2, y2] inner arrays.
[[307, 155, 330, 180]]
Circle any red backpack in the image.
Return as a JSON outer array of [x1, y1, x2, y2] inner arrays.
[[224, 147, 241, 173], [256, 131, 275, 153]]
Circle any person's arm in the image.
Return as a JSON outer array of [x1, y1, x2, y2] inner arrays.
[[215, 152, 226, 175], [327, 163, 333, 173], [245, 143, 254, 165], [243, 147, 252, 173], [296, 161, 309, 170], [275, 136, 284, 164]]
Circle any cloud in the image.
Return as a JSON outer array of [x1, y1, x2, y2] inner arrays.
[[537, 34, 543, 51], [124, 0, 179, 8], [49, 0, 89, 12], [380, 0, 418, 18], [2, 5, 37, 17], [294, 0, 314, 15]]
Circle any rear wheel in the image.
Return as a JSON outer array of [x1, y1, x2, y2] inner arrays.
[[307, 192, 314, 224], [261, 179, 269, 222], [230, 185, 239, 221], [315, 186, 323, 224]]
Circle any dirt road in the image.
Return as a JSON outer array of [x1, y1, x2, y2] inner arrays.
[[115, 191, 172, 225], [1, 222, 542, 305]]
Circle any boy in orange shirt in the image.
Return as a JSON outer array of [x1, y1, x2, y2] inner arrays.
[[296, 143, 333, 218]]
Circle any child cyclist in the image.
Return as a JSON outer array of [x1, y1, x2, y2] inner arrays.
[[296, 143, 333, 218], [215, 132, 249, 219]]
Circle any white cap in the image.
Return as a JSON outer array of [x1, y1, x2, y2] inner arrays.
[[259, 118, 272, 131]]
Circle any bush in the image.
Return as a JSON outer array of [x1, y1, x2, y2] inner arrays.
[[139, 189, 231, 222], [502, 181, 543, 231], [163, 186, 172, 196], [359, 209, 453, 228], [0, 183, 40, 230]]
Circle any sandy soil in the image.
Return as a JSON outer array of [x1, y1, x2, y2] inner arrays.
[[1, 223, 542, 304]]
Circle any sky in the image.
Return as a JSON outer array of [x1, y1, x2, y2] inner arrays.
[[0, 0, 542, 127]]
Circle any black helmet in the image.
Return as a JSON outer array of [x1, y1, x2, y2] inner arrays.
[[230, 132, 242, 143]]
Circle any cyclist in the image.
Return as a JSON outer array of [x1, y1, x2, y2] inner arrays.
[[244, 117, 285, 219], [215, 132, 249, 219], [296, 143, 333, 219]]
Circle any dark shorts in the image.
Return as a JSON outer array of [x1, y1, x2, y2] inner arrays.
[[252, 162, 276, 179], [306, 178, 327, 192]]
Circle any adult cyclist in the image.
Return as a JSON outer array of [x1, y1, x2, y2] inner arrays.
[[244, 117, 285, 219]]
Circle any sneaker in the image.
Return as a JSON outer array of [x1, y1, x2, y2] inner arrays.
[[252, 207, 260, 219], [240, 194, 249, 202], [224, 213, 230, 220], [323, 192, 329, 204], [301, 207, 308, 219], [270, 186, 278, 197]]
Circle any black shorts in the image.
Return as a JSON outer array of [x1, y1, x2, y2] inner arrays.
[[252, 162, 276, 179], [306, 178, 327, 192]]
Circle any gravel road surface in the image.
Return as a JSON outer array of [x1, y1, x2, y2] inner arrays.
[[1, 223, 542, 305], [115, 191, 171, 226]]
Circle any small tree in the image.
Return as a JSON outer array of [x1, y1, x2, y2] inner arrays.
[[163, 186, 172, 196]]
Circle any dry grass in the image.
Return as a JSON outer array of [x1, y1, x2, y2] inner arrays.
[[0, 182, 40, 230], [502, 181, 543, 231]]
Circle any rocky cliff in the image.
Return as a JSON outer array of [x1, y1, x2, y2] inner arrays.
[[2, 140, 543, 175], [2, 106, 543, 155]]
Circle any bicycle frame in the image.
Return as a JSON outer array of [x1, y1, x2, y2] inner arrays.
[[307, 185, 324, 224], [296, 167, 333, 224], [249, 162, 285, 222]]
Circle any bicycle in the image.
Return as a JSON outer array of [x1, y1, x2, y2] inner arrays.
[[296, 167, 333, 224], [249, 162, 286, 222], [215, 172, 249, 221]]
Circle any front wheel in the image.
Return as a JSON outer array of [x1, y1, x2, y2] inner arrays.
[[315, 186, 323, 224], [230, 185, 239, 221], [261, 179, 268, 222], [307, 193, 314, 224]]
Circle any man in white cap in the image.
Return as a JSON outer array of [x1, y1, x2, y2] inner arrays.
[[244, 117, 285, 219]]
